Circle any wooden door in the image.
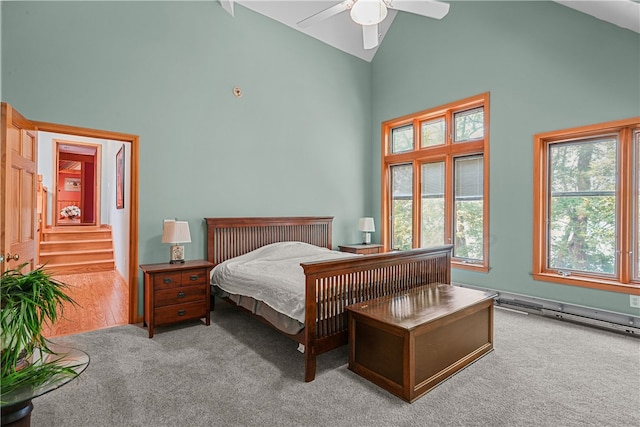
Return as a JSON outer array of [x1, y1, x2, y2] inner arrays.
[[1, 103, 38, 273]]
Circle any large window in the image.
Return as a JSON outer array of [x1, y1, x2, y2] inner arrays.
[[382, 93, 489, 271], [533, 118, 640, 293]]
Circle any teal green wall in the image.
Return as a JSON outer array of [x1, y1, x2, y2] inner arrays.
[[3, 2, 639, 316], [1, 1, 372, 315], [372, 1, 640, 315]]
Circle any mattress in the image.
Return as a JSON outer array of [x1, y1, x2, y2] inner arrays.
[[210, 241, 357, 333]]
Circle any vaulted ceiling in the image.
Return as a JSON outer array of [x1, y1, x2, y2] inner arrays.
[[219, 1, 640, 62]]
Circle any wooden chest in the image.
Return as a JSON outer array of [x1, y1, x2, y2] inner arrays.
[[346, 283, 496, 403], [140, 260, 213, 338]]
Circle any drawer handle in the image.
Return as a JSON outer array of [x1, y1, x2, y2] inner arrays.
[[177, 310, 186, 316], [189, 274, 198, 281], [163, 278, 173, 284], [177, 292, 186, 298]]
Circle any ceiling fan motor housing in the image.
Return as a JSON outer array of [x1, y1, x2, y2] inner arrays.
[[350, 0, 388, 26]]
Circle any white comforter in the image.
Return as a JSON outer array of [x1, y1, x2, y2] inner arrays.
[[211, 241, 356, 323]]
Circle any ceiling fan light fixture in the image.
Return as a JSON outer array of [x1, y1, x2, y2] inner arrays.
[[350, 0, 388, 26]]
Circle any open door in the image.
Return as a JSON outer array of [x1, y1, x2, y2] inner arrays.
[[1, 103, 38, 273]]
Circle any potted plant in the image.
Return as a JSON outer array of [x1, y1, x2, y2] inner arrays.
[[1, 263, 79, 396]]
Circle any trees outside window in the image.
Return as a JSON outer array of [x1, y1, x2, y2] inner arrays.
[[533, 118, 640, 293], [382, 93, 489, 271], [391, 164, 413, 250]]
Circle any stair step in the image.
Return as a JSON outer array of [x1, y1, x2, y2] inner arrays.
[[38, 225, 115, 275], [40, 239, 113, 251], [42, 226, 107, 232], [40, 249, 114, 265], [40, 260, 115, 276], [43, 231, 112, 241], [40, 248, 114, 256]]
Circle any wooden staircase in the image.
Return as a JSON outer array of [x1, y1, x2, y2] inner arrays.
[[39, 226, 115, 275]]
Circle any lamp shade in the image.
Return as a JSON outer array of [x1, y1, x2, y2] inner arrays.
[[161, 220, 191, 244], [358, 217, 375, 232], [350, 0, 388, 26]]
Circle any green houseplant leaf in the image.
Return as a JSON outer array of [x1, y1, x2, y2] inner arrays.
[[1, 263, 78, 395]]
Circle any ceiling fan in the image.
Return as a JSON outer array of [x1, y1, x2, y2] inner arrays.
[[297, 0, 450, 50]]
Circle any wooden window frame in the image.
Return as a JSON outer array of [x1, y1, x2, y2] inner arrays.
[[381, 93, 490, 272], [533, 117, 640, 295]]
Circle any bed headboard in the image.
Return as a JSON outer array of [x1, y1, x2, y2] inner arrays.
[[205, 216, 333, 266]]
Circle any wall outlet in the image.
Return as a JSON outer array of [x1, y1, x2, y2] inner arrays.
[[631, 295, 640, 308]]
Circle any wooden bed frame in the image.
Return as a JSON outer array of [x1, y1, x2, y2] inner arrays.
[[205, 216, 452, 382]]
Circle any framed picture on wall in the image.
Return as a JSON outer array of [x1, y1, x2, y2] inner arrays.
[[64, 177, 81, 192], [116, 145, 125, 209]]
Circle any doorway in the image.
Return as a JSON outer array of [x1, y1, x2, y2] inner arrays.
[[54, 140, 101, 227], [35, 121, 140, 325], [2, 103, 140, 327]]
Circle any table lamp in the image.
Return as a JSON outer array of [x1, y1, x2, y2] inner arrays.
[[161, 219, 191, 263], [358, 217, 375, 245]]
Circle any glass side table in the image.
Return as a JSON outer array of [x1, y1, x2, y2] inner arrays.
[[1, 346, 89, 427]]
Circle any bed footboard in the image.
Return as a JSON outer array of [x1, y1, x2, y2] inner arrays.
[[301, 245, 452, 382]]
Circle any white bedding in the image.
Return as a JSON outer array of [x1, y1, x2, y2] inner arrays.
[[210, 241, 356, 323]]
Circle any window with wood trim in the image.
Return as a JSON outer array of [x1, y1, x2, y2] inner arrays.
[[382, 93, 490, 271], [533, 117, 640, 294]]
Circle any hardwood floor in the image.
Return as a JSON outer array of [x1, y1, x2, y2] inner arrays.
[[43, 269, 129, 338]]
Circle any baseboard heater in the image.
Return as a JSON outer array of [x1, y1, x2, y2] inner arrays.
[[453, 282, 640, 337]]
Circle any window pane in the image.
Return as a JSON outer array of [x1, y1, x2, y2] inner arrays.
[[421, 118, 445, 148], [454, 107, 484, 142], [391, 164, 413, 250], [548, 138, 616, 275], [421, 162, 445, 247], [392, 125, 413, 153], [454, 156, 483, 260]]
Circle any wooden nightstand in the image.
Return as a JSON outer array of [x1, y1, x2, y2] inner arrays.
[[338, 244, 384, 255], [140, 260, 214, 338]]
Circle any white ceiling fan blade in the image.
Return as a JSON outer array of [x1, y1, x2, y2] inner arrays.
[[218, 0, 235, 17], [362, 24, 380, 49], [388, 0, 450, 20], [297, 0, 352, 28]]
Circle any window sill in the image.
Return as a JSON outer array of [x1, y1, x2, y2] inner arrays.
[[532, 272, 640, 295], [452, 260, 489, 273]]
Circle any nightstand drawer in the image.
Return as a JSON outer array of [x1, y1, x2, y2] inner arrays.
[[154, 301, 208, 325], [153, 272, 182, 290], [353, 246, 381, 255], [181, 269, 208, 286], [154, 285, 207, 307], [339, 244, 383, 255]]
